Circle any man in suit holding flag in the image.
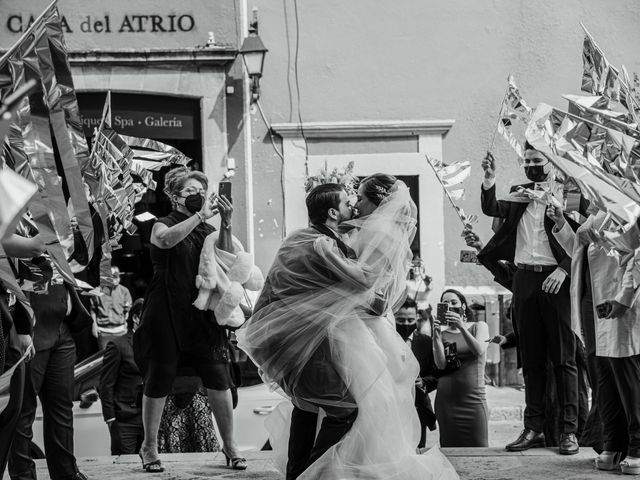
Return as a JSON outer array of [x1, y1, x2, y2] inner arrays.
[[479, 144, 580, 455]]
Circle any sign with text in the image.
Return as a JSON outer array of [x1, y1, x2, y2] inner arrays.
[[0, 0, 238, 50], [77, 92, 201, 140]]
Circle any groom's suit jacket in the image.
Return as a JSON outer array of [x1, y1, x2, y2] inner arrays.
[[254, 224, 356, 313], [252, 224, 359, 412]]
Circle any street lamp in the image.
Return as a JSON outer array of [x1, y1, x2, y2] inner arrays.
[[239, 11, 268, 103]]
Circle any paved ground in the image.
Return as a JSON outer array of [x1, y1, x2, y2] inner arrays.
[[31, 419, 611, 480], [28, 387, 613, 480], [32, 446, 613, 480]]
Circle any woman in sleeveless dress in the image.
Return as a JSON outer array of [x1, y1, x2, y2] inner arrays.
[[432, 289, 490, 447]]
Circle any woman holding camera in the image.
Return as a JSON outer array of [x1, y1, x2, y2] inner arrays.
[[432, 289, 490, 447], [134, 167, 244, 473]]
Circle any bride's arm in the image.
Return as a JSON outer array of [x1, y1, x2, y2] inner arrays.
[[314, 237, 376, 290]]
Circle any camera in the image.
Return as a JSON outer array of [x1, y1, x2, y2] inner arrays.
[[437, 302, 449, 325], [218, 181, 232, 202], [459, 250, 478, 263], [596, 301, 612, 319]]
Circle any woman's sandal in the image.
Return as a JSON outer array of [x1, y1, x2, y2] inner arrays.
[[138, 452, 165, 473], [595, 451, 623, 471], [621, 456, 640, 475], [222, 447, 248, 470]]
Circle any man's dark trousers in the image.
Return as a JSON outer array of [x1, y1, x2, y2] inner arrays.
[[286, 406, 357, 480], [284, 340, 358, 480], [109, 417, 144, 455], [512, 268, 578, 434], [596, 355, 640, 457], [9, 285, 78, 480]]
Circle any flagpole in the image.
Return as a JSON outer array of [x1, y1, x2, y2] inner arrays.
[[0, 0, 58, 65], [488, 89, 508, 153], [424, 155, 469, 227]]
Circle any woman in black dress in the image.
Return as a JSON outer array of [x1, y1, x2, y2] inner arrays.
[[134, 167, 245, 471]]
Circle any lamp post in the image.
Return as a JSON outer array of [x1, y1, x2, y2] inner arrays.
[[239, 10, 268, 103]]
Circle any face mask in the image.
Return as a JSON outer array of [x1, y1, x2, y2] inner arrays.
[[396, 323, 417, 340], [179, 193, 204, 214], [524, 163, 550, 182], [448, 306, 462, 316]]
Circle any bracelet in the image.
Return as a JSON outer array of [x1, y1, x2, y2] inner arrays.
[[195, 212, 205, 223], [222, 222, 232, 230]]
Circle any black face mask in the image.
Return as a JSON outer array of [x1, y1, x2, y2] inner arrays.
[[181, 193, 204, 214], [524, 164, 548, 182], [396, 323, 417, 340]]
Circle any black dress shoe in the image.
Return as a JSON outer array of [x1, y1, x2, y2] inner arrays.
[[64, 472, 88, 480], [559, 433, 579, 455], [505, 428, 546, 451]]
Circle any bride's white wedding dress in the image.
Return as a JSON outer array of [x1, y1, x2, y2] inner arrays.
[[238, 182, 458, 479]]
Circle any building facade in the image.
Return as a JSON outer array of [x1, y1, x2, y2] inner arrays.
[[2, 0, 640, 297]]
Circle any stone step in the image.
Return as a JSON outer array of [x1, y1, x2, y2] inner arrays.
[[29, 448, 608, 480]]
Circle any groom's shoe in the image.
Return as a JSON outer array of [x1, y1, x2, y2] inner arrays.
[[505, 428, 546, 452], [558, 433, 579, 455]]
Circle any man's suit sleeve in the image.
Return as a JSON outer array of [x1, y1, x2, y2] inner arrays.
[[411, 334, 438, 392], [99, 340, 121, 422], [11, 300, 34, 336], [481, 184, 510, 218], [501, 331, 517, 350], [476, 248, 515, 292]]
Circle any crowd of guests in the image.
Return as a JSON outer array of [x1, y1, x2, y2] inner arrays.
[[0, 166, 247, 480], [394, 142, 640, 477], [468, 144, 640, 474], [3, 143, 640, 478]]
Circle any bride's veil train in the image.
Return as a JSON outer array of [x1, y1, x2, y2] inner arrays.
[[238, 181, 459, 479]]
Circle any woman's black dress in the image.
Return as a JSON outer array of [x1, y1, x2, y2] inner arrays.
[[134, 210, 234, 397]]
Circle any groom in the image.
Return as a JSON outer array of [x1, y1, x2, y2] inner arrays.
[[253, 183, 361, 480]]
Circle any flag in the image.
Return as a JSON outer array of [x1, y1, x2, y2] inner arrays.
[[122, 134, 192, 191], [0, 1, 78, 286], [0, 170, 37, 240], [580, 24, 640, 125], [439, 161, 471, 187], [563, 94, 639, 139], [425, 155, 475, 227], [40, 8, 95, 265], [495, 75, 532, 159], [526, 102, 640, 228]]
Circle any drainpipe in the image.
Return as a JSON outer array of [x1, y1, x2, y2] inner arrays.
[[239, 0, 255, 253]]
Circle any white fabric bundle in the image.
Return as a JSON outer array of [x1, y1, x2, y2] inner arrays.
[[194, 231, 264, 327]]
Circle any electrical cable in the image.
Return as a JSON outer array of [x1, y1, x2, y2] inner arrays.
[[292, 0, 309, 176], [256, 100, 284, 162]]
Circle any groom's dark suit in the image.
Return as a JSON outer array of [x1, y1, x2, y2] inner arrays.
[[479, 182, 579, 435], [253, 223, 358, 480]]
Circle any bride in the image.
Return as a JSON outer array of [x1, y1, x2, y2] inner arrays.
[[238, 174, 458, 479]]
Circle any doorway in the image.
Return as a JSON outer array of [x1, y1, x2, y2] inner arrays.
[[76, 91, 202, 298]]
